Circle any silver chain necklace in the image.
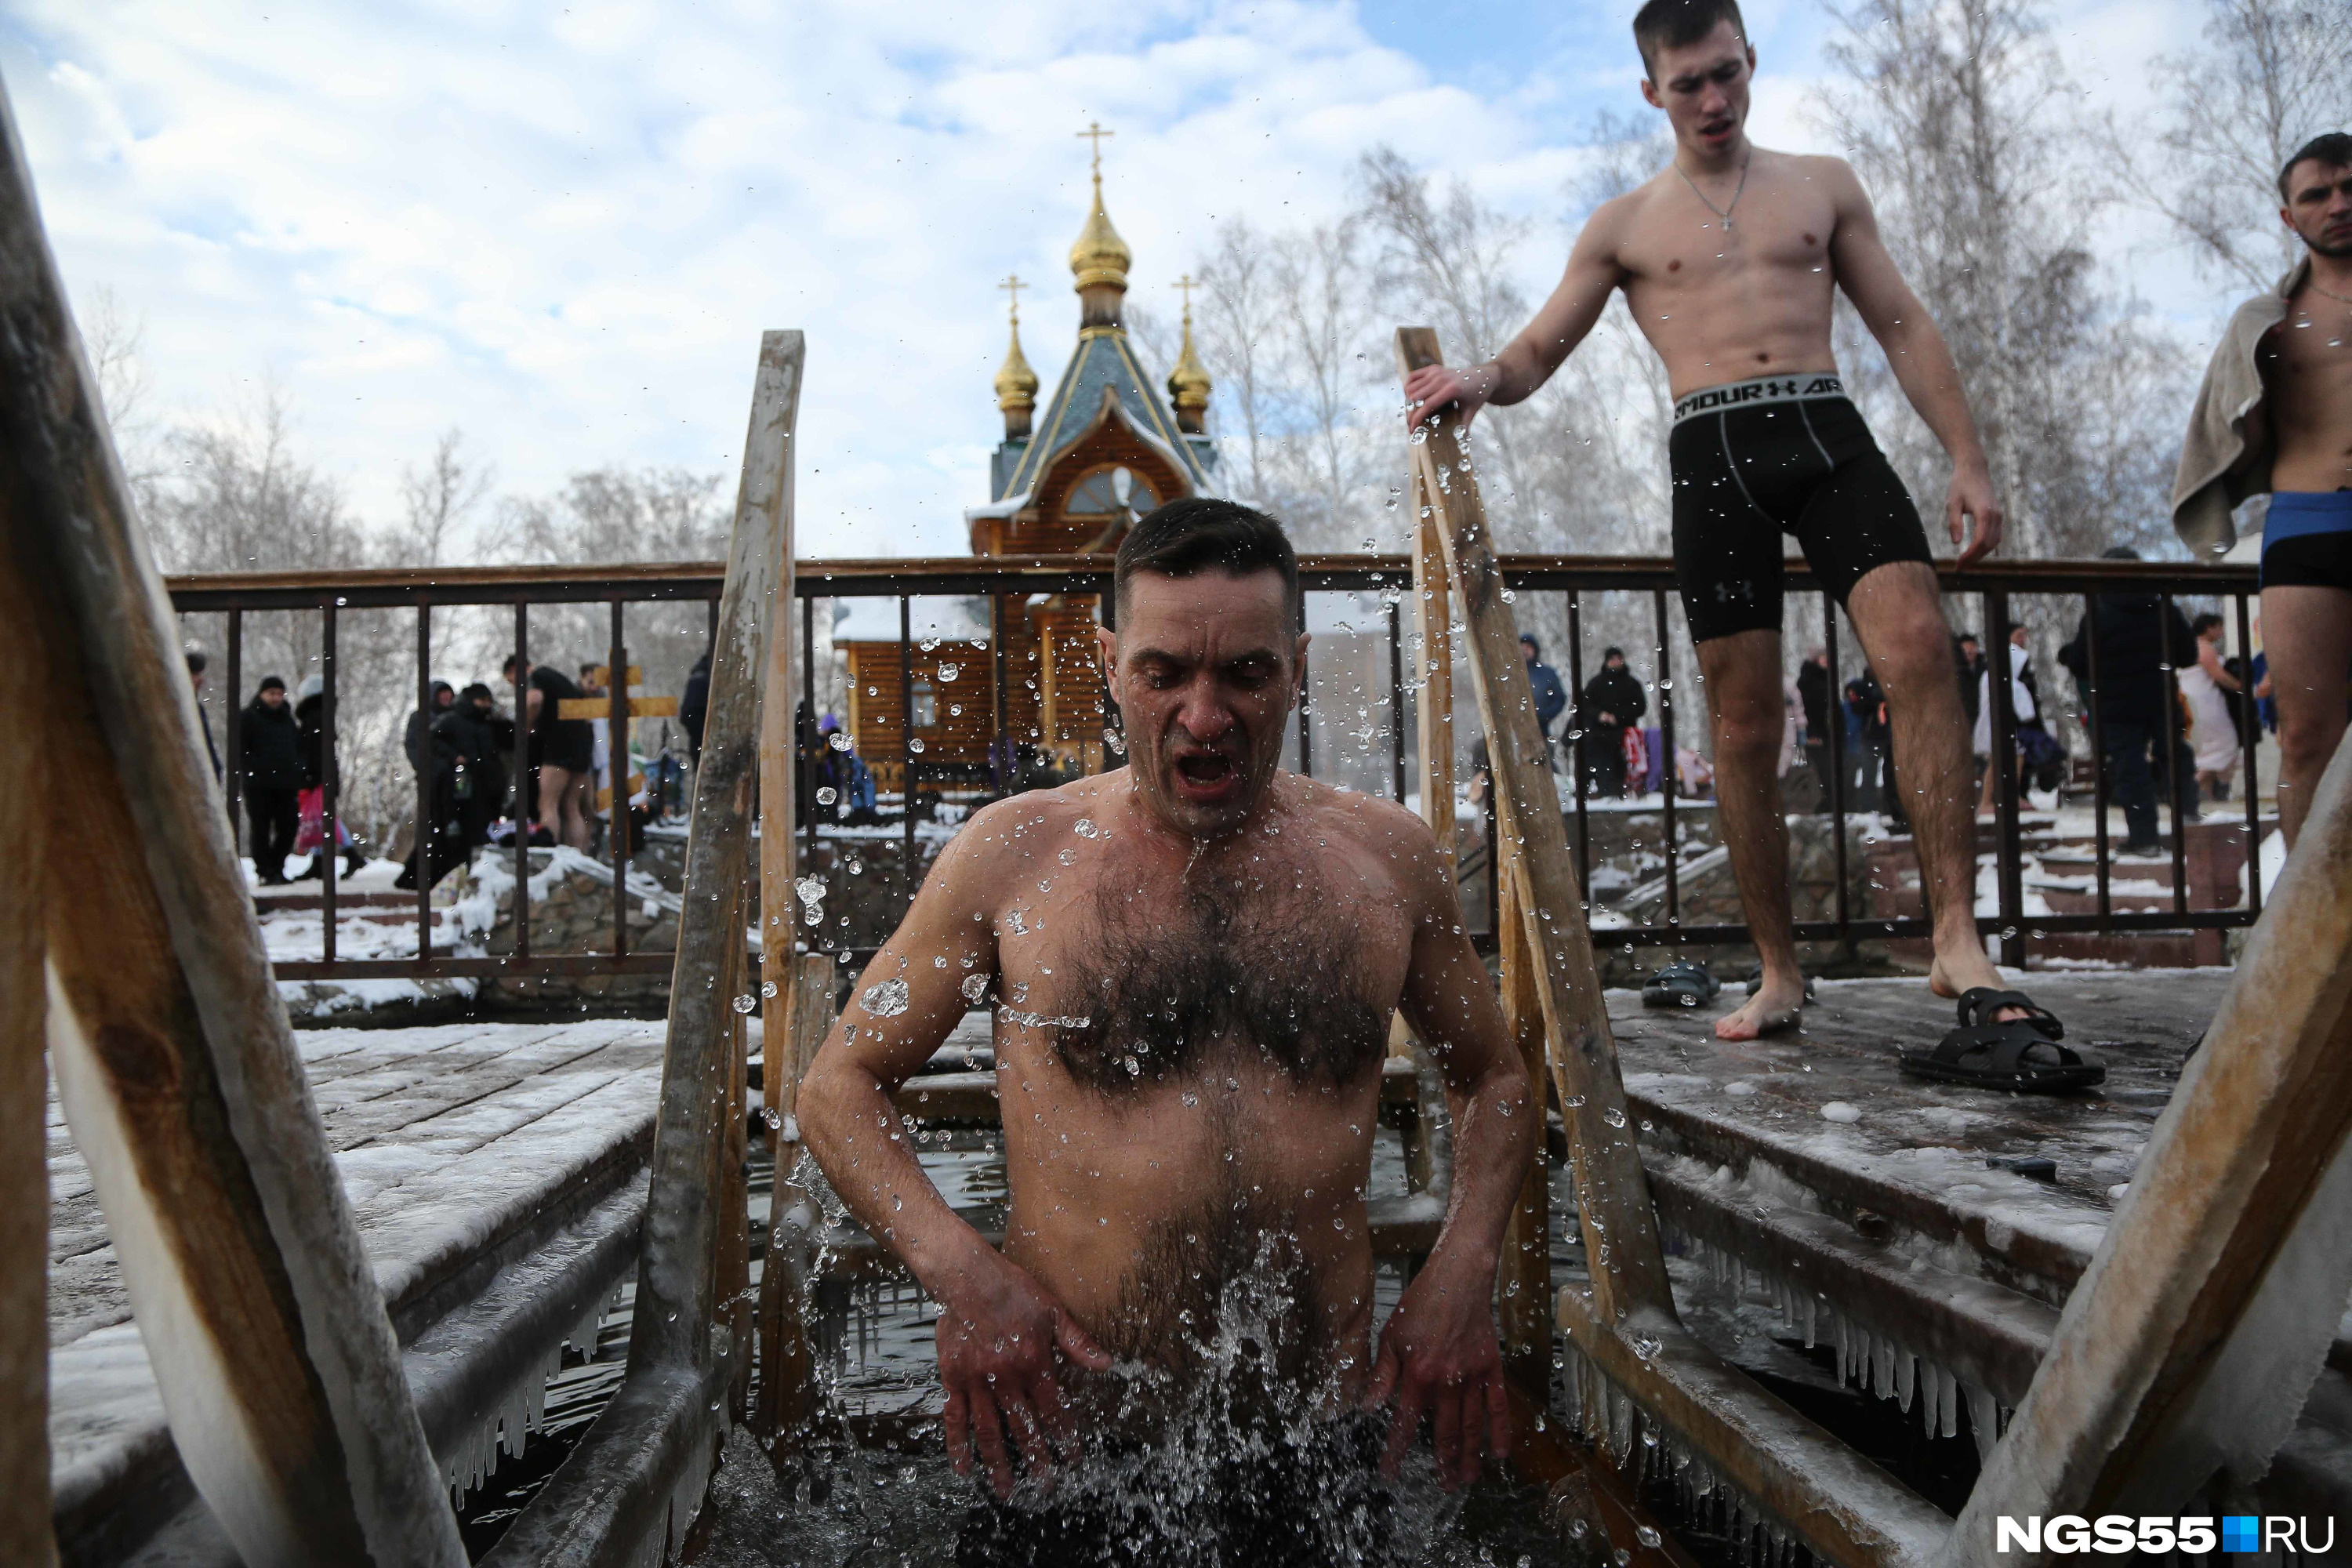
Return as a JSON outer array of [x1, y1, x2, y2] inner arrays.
[[1676, 155, 1752, 234]]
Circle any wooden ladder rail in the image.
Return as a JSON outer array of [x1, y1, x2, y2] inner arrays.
[[479, 330, 802, 1568], [0, 74, 466, 1568], [1396, 327, 1948, 1568], [1944, 732, 2352, 1560]]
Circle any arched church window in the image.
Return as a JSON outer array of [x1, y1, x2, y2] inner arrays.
[[1065, 465, 1156, 517]]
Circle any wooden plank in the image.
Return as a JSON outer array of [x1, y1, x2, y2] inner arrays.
[[585, 666, 644, 688], [557, 695, 677, 720], [1558, 1289, 1950, 1566], [1412, 492, 1457, 864], [481, 329, 800, 1567], [1396, 326, 1669, 1323], [1496, 858, 1553, 1396], [0, 76, 463, 1568], [1947, 736, 2352, 1555], [0, 426, 53, 1566], [753, 953, 835, 1443]]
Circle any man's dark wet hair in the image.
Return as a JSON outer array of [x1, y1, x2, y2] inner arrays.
[[1114, 497, 1300, 629], [1632, 0, 1748, 78], [2279, 132, 2352, 203], [2190, 612, 2226, 637]]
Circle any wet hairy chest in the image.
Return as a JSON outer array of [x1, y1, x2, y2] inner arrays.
[[1008, 846, 1409, 1096]]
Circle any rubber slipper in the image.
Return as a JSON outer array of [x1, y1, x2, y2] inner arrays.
[[1642, 960, 1720, 1009], [1899, 989, 2101, 1093]]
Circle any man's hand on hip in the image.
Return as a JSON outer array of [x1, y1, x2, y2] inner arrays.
[[1364, 1252, 1510, 1491], [937, 1253, 1113, 1499]]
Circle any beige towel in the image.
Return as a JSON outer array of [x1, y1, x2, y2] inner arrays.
[[2171, 256, 2312, 558]]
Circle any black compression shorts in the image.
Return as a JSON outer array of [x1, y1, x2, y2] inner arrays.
[[1668, 374, 1934, 643]]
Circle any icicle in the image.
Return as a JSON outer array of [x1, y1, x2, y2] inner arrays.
[[1965, 1381, 2000, 1464], [1896, 1349, 1916, 1413], [1801, 1294, 1817, 1348]]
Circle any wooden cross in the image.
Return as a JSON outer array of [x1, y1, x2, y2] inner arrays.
[[1075, 120, 1115, 176], [998, 273, 1025, 325], [558, 659, 677, 723]]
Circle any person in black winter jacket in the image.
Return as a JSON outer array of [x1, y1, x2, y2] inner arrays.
[[1577, 648, 1647, 799], [240, 676, 303, 883], [400, 683, 514, 887], [2058, 546, 2200, 854], [394, 682, 459, 889], [404, 681, 456, 775]]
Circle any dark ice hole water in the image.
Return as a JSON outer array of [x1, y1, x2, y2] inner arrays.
[[456, 1123, 1984, 1565]]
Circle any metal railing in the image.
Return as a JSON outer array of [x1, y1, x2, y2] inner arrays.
[[169, 552, 2267, 984]]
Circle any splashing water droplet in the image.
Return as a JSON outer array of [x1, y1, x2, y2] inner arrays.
[[760, 980, 779, 998], [816, 786, 837, 805], [1603, 1106, 1627, 1128], [1074, 818, 1100, 839], [937, 662, 960, 682], [909, 737, 927, 754], [861, 978, 911, 1018], [732, 993, 757, 1014], [1637, 1525, 1663, 1548], [828, 731, 851, 751], [794, 876, 826, 907], [959, 972, 990, 1004]]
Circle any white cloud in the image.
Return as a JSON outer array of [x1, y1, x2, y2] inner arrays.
[[3, 0, 2238, 563]]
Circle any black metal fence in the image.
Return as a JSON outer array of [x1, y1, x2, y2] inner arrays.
[[169, 553, 2267, 985]]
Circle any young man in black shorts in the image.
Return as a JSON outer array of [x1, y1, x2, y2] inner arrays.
[[2175, 132, 2352, 849], [1403, 0, 2096, 1087]]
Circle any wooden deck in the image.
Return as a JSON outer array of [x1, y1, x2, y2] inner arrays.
[[50, 1020, 666, 1566], [1610, 968, 2223, 1301]]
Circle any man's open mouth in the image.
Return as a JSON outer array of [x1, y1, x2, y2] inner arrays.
[[1171, 750, 1238, 798]]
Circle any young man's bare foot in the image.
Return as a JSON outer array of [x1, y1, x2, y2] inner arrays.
[[1715, 975, 1806, 1040], [1927, 954, 2034, 1024]]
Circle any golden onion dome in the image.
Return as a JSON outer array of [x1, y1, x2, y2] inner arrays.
[[994, 319, 1039, 411], [1168, 314, 1210, 411], [1068, 172, 1131, 293]]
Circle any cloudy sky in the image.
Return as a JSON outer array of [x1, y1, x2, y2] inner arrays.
[[5, 0, 2217, 561]]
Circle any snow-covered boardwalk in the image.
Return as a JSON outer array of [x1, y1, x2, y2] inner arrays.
[[49, 1020, 667, 1566]]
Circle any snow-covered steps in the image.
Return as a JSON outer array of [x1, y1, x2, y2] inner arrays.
[[49, 1019, 666, 1566]]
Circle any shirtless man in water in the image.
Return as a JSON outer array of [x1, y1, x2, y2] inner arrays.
[[799, 499, 1533, 1559], [1399, 0, 2080, 1083]]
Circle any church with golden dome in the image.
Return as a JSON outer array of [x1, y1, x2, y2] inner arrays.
[[839, 125, 1218, 786]]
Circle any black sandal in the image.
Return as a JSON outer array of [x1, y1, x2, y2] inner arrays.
[[1899, 988, 2103, 1094], [1643, 960, 1721, 1009]]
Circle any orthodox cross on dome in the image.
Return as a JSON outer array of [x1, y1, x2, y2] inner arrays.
[[1171, 272, 1197, 319], [998, 273, 1026, 325], [1075, 120, 1116, 179]]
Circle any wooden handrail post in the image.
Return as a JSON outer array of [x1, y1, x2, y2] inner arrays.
[[1495, 855, 1554, 1397], [481, 331, 802, 1566], [753, 953, 836, 1446], [0, 74, 464, 1568], [1943, 728, 2352, 1559], [1394, 327, 1671, 1323], [0, 483, 55, 1567]]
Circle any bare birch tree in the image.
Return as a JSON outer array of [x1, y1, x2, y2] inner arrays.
[[1817, 0, 2187, 564], [2125, 0, 2352, 290]]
